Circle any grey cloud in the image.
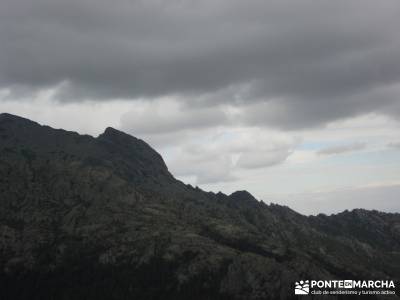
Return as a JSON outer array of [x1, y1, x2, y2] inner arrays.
[[387, 142, 400, 150], [317, 142, 366, 156], [237, 149, 293, 169], [120, 102, 229, 135], [168, 145, 236, 185], [1, 0, 400, 129], [166, 131, 298, 184], [268, 184, 400, 215]]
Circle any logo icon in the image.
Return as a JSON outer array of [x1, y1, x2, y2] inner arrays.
[[295, 280, 310, 295]]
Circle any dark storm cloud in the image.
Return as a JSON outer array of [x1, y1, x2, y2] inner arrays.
[[1, 0, 400, 128]]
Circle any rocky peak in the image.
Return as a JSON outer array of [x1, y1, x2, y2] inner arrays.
[[0, 112, 32, 122], [229, 190, 258, 203], [99, 127, 137, 142], [97, 126, 172, 182], [0, 113, 173, 185], [0, 113, 40, 132]]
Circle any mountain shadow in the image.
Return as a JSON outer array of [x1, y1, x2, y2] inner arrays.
[[1, 113, 399, 299]]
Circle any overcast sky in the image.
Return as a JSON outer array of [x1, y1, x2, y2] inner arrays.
[[1, 0, 400, 215]]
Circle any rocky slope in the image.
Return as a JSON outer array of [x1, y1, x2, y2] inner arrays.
[[0, 113, 399, 299]]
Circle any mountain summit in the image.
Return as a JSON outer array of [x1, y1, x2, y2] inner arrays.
[[0, 113, 399, 299]]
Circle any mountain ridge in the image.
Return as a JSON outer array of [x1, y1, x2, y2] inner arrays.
[[0, 113, 399, 299]]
